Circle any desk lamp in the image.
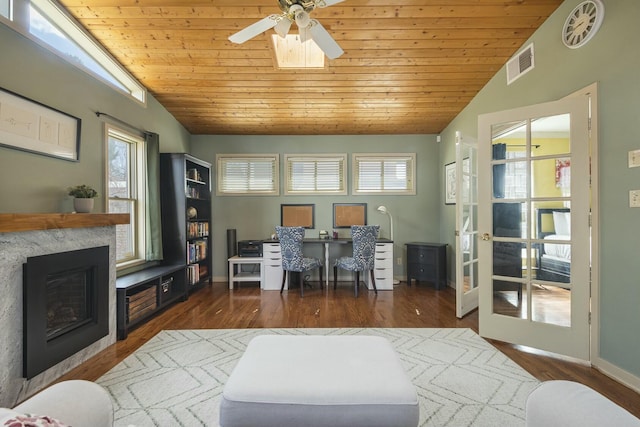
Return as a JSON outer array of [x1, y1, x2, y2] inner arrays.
[[376, 205, 393, 240]]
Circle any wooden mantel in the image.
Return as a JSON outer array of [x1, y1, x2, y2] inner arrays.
[[0, 213, 130, 233]]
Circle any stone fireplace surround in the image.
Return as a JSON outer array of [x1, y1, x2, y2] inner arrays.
[[0, 214, 127, 408]]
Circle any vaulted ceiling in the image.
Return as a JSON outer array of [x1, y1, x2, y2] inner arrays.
[[59, 0, 563, 135]]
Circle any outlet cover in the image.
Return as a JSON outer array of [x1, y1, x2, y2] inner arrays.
[[630, 190, 640, 207]]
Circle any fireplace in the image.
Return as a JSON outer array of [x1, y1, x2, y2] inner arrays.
[[23, 246, 109, 379]]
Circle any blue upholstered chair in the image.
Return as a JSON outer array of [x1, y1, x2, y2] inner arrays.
[[334, 225, 380, 297], [276, 226, 324, 297]]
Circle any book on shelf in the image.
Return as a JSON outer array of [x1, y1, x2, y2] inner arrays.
[[187, 239, 208, 264], [187, 264, 200, 285], [187, 221, 209, 239]]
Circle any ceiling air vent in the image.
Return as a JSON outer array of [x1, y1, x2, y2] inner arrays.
[[506, 43, 534, 85]]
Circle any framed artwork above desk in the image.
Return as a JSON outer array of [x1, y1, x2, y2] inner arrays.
[[333, 203, 367, 228], [281, 204, 315, 228]]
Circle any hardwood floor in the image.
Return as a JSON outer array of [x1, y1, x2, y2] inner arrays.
[[59, 281, 640, 418]]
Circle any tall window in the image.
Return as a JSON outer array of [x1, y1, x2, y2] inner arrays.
[[107, 125, 146, 266], [353, 153, 416, 195], [0, 0, 145, 103], [217, 154, 279, 195]]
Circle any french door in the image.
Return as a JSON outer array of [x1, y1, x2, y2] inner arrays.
[[477, 96, 591, 360], [455, 133, 479, 318]]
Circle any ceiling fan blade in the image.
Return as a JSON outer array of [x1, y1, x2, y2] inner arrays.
[[229, 14, 280, 44], [309, 20, 344, 59], [315, 0, 345, 7]]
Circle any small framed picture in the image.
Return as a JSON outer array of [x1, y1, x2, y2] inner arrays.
[[445, 162, 456, 205]]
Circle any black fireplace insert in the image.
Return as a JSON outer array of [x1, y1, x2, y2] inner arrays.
[[23, 246, 109, 379]]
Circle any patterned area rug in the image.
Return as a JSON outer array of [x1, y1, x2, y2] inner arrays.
[[97, 328, 539, 426]]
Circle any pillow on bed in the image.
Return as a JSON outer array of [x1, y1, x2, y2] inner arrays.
[[553, 211, 571, 235]]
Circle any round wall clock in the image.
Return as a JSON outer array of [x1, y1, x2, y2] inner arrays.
[[562, 0, 605, 49]]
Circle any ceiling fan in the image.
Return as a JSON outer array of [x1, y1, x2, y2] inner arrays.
[[228, 0, 345, 59]]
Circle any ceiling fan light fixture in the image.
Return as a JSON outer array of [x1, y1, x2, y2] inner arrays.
[[299, 26, 311, 42], [274, 17, 292, 37], [294, 10, 311, 28], [229, 0, 345, 59]]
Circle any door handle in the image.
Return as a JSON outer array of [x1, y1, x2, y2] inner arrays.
[[481, 233, 491, 241]]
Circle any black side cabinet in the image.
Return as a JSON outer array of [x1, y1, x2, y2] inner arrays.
[[406, 242, 447, 289]]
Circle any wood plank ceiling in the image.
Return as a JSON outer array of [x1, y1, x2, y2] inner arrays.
[[59, 0, 563, 135]]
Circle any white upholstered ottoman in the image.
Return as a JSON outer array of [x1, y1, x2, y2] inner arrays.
[[220, 335, 419, 427]]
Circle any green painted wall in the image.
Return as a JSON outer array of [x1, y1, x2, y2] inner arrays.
[[438, 0, 640, 376], [0, 24, 189, 213], [190, 134, 441, 281]]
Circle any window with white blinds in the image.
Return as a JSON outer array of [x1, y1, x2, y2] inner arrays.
[[216, 154, 279, 195], [285, 154, 347, 195], [353, 153, 416, 195]]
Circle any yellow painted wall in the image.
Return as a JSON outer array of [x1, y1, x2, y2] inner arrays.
[[493, 137, 570, 208]]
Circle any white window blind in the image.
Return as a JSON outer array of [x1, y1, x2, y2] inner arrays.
[[217, 154, 279, 195], [353, 153, 416, 195], [285, 154, 347, 195]]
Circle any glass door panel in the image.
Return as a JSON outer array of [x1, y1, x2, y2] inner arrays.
[[478, 96, 590, 360], [456, 133, 479, 318]]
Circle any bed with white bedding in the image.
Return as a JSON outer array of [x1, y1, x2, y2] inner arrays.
[[536, 208, 571, 284]]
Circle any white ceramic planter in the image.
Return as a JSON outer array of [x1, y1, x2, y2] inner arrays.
[[73, 198, 95, 213]]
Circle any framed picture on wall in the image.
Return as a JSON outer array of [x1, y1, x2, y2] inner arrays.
[[0, 87, 81, 161], [445, 162, 456, 204], [281, 204, 315, 229], [333, 203, 367, 228]]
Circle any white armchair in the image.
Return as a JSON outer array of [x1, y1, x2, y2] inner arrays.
[[526, 380, 640, 427], [2, 380, 113, 427]]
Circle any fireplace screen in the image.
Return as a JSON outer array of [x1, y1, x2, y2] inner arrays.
[[23, 246, 109, 379], [46, 269, 93, 340]]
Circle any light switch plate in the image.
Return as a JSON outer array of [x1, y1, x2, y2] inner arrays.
[[629, 150, 640, 168], [630, 190, 640, 207]]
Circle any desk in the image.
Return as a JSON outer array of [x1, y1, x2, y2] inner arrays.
[[262, 239, 393, 289]]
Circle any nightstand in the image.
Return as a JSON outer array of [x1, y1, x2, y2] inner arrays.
[[405, 242, 447, 289]]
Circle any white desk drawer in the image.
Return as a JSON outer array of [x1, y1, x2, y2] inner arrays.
[[374, 257, 393, 269], [372, 276, 394, 290], [263, 265, 284, 290], [263, 243, 281, 254]]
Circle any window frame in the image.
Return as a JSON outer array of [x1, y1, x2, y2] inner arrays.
[[105, 124, 147, 269], [284, 153, 347, 196], [216, 154, 280, 196], [352, 153, 416, 195], [0, 0, 146, 104]]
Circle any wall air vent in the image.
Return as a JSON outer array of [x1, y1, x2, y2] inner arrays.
[[506, 43, 535, 85]]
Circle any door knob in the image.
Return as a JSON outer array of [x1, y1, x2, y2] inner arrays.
[[481, 233, 491, 241]]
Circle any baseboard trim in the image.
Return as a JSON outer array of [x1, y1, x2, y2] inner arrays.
[[593, 356, 640, 394]]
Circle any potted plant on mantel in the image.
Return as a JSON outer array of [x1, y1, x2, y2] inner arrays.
[[68, 184, 98, 213]]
